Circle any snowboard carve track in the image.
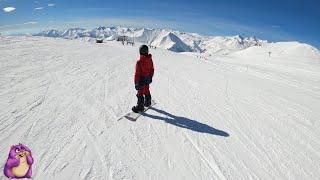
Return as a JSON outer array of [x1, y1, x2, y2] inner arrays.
[[183, 132, 227, 180], [175, 97, 228, 179], [80, 122, 110, 178]]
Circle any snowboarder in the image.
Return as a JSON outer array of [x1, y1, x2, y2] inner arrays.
[[132, 45, 154, 113]]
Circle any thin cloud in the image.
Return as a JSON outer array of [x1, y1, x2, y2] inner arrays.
[[0, 22, 38, 31], [271, 25, 280, 28], [34, 7, 44, 10], [60, 17, 179, 30], [48, 4, 55, 7], [3, 7, 16, 13], [24, 22, 38, 25]]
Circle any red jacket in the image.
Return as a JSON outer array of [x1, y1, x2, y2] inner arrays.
[[134, 54, 154, 84]]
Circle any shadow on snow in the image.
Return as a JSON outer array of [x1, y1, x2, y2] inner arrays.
[[142, 107, 229, 137]]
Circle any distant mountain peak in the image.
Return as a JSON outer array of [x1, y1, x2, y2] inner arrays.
[[96, 26, 106, 30]]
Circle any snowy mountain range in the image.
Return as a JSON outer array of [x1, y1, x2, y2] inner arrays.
[[34, 26, 267, 56]]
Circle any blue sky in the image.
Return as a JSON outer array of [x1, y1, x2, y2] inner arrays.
[[1, 0, 319, 47]]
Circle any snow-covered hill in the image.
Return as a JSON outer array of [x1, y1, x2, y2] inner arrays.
[[34, 26, 266, 55], [0, 36, 320, 179]]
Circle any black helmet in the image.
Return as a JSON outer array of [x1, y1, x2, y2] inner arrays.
[[139, 45, 149, 55]]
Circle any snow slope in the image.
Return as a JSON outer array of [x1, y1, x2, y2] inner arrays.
[[0, 36, 320, 180], [34, 26, 265, 56]]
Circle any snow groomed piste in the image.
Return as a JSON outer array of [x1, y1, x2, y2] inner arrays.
[[0, 35, 320, 179]]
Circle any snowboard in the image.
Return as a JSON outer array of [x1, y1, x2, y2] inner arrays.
[[118, 100, 156, 121]]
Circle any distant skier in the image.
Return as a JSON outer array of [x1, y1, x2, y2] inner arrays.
[[132, 45, 154, 113]]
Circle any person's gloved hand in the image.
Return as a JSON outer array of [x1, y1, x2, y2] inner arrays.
[[145, 77, 152, 84], [135, 84, 141, 90]]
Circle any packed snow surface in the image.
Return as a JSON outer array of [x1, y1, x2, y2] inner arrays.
[[0, 36, 320, 180]]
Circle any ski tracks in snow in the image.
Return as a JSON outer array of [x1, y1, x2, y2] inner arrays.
[[1, 37, 320, 179]]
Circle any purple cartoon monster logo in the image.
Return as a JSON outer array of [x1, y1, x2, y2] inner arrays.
[[3, 143, 33, 179]]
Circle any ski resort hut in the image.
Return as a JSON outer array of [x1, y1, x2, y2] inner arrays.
[[126, 37, 135, 46], [117, 36, 128, 42], [96, 38, 103, 43]]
